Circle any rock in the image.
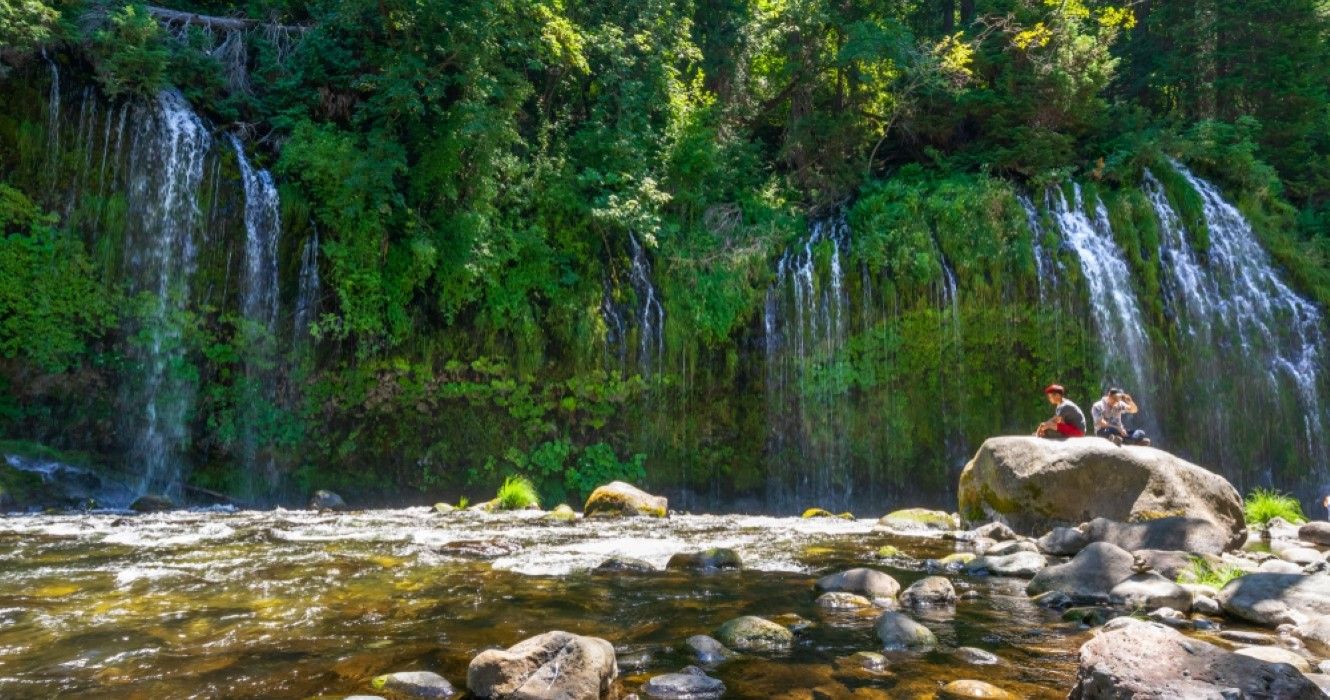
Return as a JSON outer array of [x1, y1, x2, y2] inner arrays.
[[958, 437, 1246, 550], [1037, 526, 1090, 556], [1027, 542, 1136, 604], [467, 631, 617, 700], [666, 548, 741, 571], [683, 635, 734, 665], [969, 537, 998, 555], [1192, 595, 1222, 616], [583, 481, 667, 518], [594, 557, 657, 573], [1078, 516, 1236, 557], [802, 508, 853, 520], [1145, 607, 1190, 628], [874, 611, 936, 650], [1260, 559, 1305, 574], [1219, 629, 1279, 645], [1294, 615, 1330, 657], [1282, 547, 1326, 566], [1108, 573, 1192, 612], [1218, 573, 1330, 626], [370, 671, 456, 698], [768, 612, 814, 633], [1266, 517, 1304, 541], [815, 568, 900, 599], [347, 696, 387, 700], [971, 521, 1017, 541], [815, 592, 873, 610], [954, 647, 1000, 665], [850, 651, 889, 672], [1308, 674, 1330, 695], [940, 552, 977, 566], [1300, 522, 1330, 546], [714, 616, 793, 653], [939, 680, 1018, 700], [1032, 590, 1073, 609], [1067, 617, 1324, 699], [1062, 606, 1111, 627], [964, 551, 1047, 578], [129, 494, 175, 513], [543, 504, 577, 523], [641, 666, 725, 700], [1131, 550, 1197, 580], [1232, 646, 1312, 672], [984, 539, 1039, 556], [875, 545, 904, 559], [308, 490, 347, 512], [437, 539, 520, 558], [879, 508, 959, 532], [899, 576, 956, 607], [433, 502, 455, 514]]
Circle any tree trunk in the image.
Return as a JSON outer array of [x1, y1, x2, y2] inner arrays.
[[960, 0, 975, 26], [941, 0, 955, 34], [145, 5, 302, 33]]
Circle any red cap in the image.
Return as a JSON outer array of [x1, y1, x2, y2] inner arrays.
[[1044, 384, 1066, 395]]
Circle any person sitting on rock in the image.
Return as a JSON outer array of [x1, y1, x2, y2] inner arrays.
[[1091, 388, 1151, 447], [1035, 384, 1086, 439]]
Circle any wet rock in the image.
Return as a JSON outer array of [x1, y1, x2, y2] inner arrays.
[[1027, 542, 1135, 604], [964, 551, 1046, 578], [683, 635, 734, 665], [641, 666, 725, 700], [878, 508, 959, 532], [899, 576, 956, 607], [1067, 617, 1323, 699], [1079, 516, 1237, 556], [714, 615, 793, 653], [958, 437, 1246, 551], [129, 494, 175, 513], [1281, 546, 1326, 566], [802, 508, 853, 520], [543, 504, 577, 523], [938, 553, 975, 570], [954, 647, 999, 665], [1062, 606, 1110, 627], [769, 613, 814, 633], [583, 481, 667, 518], [1218, 629, 1278, 645], [666, 548, 741, 571], [1032, 590, 1073, 609], [875, 545, 904, 559], [467, 630, 617, 700], [1293, 615, 1330, 656], [436, 539, 520, 559], [1037, 526, 1089, 556], [815, 568, 900, 599], [1218, 573, 1330, 626], [1299, 522, 1330, 546], [595, 556, 655, 573], [1108, 573, 1191, 612], [939, 680, 1018, 700], [308, 490, 347, 512], [983, 539, 1039, 556], [851, 651, 888, 672], [815, 592, 873, 610], [370, 671, 456, 698], [874, 611, 936, 650], [1232, 645, 1312, 672], [971, 521, 1017, 542]]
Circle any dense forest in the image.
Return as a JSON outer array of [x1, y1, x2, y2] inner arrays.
[[2, 0, 1329, 511]]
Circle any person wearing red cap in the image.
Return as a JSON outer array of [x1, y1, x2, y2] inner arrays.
[[1035, 384, 1086, 439]]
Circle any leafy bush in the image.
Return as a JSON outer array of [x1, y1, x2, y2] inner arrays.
[[89, 4, 169, 97], [495, 475, 539, 510], [564, 443, 646, 502], [1178, 556, 1244, 589], [1244, 488, 1306, 526]]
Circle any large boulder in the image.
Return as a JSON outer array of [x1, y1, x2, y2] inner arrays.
[[958, 437, 1245, 551], [1108, 573, 1191, 612], [714, 616, 793, 653], [899, 576, 956, 607], [582, 482, 667, 518], [1218, 573, 1330, 626], [467, 631, 617, 699], [308, 489, 347, 511], [1027, 542, 1135, 604], [1300, 522, 1330, 547], [129, 494, 176, 513], [1079, 517, 1236, 556], [666, 548, 741, 571], [879, 508, 959, 532], [964, 551, 1047, 578], [815, 568, 900, 599], [1068, 617, 1323, 699]]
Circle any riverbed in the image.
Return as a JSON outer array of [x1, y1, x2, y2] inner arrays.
[[0, 508, 1095, 698]]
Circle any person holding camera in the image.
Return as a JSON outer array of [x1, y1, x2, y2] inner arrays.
[[1035, 384, 1086, 439], [1091, 388, 1151, 446]]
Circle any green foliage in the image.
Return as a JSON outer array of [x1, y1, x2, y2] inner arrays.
[[1178, 556, 1244, 589], [495, 474, 540, 510], [0, 0, 59, 53], [1244, 488, 1307, 527], [89, 4, 169, 97], [456, 495, 470, 509], [565, 443, 646, 502]]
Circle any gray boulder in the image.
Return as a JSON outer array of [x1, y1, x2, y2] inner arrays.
[[641, 666, 725, 700], [899, 576, 956, 607], [1218, 573, 1330, 626], [1038, 526, 1090, 556], [815, 592, 873, 610], [683, 635, 734, 665], [815, 568, 900, 599], [467, 631, 617, 699], [1067, 617, 1324, 699], [1300, 522, 1330, 547], [1281, 546, 1327, 566], [309, 489, 347, 511], [1260, 559, 1306, 574], [583, 481, 667, 518], [666, 548, 741, 571], [1108, 573, 1191, 612], [370, 671, 455, 698], [1132, 550, 1199, 581], [972, 521, 1017, 542], [1079, 517, 1236, 556], [714, 616, 792, 654], [958, 437, 1245, 551], [1232, 646, 1312, 673], [595, 557, 657, 573], [965, 551, 1047, 578], [1027, 542, 1135, 604], [984, 539, 1039, 556], [874, 611, 936, 650], [1293, 615, 1330, 657]]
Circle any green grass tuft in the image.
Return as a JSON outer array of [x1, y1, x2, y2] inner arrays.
[[1244, 488, 1306, 526], [457, 495, 470, 509], [495, 476, 540, 510], [1178, 556, 1245, 589]]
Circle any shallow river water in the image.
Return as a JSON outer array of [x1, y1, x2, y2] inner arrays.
[[0, 508, 1095, 699]]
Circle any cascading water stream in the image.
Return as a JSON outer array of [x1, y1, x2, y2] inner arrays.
[[294, 229, 322, 338], [764, 213, 853, 511], [229, 134, 281, 331], [627, 233, 666, 376]]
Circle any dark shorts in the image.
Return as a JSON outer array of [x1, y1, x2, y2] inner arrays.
[[1097, 426, 1148, 444]]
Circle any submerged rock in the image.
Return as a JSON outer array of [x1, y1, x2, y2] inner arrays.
[[1067, 618, 1323, 699], [1218, 572, 1330, 626], [583, 482, 667, 518], [370, 671, 456, 698], [1027, 542, 1135, 604], [899, 576, 956, 607], [641, 666, 725, 700], [467, 631, 617, 699], [874, 611, 936, 650], [939, 680, 1018, 700], [714, 615, 792, 653], [954, 647, 1000, 665], [801, 507, 853, 520], [815, 592, 873, 610], [595, 556, 657, 573], [308, 490, 347, 512], [878, 508, 959, 532], [815, 568, 900, 599], [683, 635, 734, 665], [129, 494, 175, 513], [958, 436, 1245, 550], [666, 548, 741, 571]]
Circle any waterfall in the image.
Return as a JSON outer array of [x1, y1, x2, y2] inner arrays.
[[1019, 194, 1061, 301], [1049, 185, 1156, 427], [764, 213, 853, 511], [228, 134, 281, 331], [1146, 163, 1327, 484], [600, 233, 666, 375], [122, 90, 212, 497], [294, 229, 322, 338]]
